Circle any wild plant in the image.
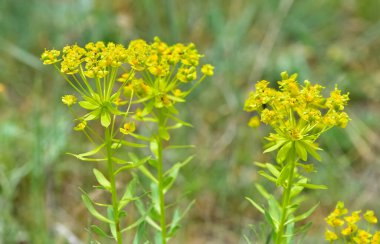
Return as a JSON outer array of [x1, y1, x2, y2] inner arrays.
[[244, 72, 350, 243], [41, 37, 213, 243]]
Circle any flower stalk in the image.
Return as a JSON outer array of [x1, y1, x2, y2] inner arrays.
[[105, 127, 122, 244]]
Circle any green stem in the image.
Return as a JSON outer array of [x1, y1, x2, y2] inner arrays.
[[275, 142, 296, 244], [157, 119, 167, 244], [105, 127, 122, 244]]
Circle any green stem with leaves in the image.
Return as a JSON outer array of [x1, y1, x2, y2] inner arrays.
[[105, 127, 122, 244], [276, 143, 296, 244], [157, 117, 167, 244]]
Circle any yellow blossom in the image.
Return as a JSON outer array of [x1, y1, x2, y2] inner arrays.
[[353, 229, 372, 244], [120, 122, 136, 135], [342, 224, 358, 236], [325, 229, 338, 241], [74, 121, 87, 131], [372, 231, 380, 244], [248, 116, 260, 128], [201, 64, 214, 76], [364, 210, 378, 224], [41, 49, 61, 65], [62, 95, 77, 106], [345, 210, 362, 224]]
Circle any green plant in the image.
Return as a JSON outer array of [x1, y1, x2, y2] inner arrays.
[[244, 72, 350, 243], [41, 37, 213, 243]]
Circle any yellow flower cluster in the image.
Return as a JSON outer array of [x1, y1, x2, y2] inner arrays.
[[325, 201, 379, 243], [42, 38, 214, 110], [244, 72, 350, 140]]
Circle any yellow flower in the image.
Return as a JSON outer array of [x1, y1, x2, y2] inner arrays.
[[341, 224, 358, 236], [41, 49, 61, 65], [120, 122, 136, 135], [62, 95, 77, 106], [117, 71, 134, 82], [74, 121, 87, 131], [372, 231, 380, 244], [173, 89, 183, 97], [326, 215, 345, 227], [345, 210, 361, 224], [201, 64, 214, 76], [326, 86, 350, 111], [364, 210, 378, 224], [353, 230, 372, 244], [248, 116, 260, 128], [325, 229, 338, 241]]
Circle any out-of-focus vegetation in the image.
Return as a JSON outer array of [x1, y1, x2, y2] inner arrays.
[[1, 0, 380, 243]]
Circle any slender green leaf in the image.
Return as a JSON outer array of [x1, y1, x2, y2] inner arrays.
[[276, 164, 291, 187], [245, 197, 264, 214], [118, 177, 138, 211], [297, 183, 327, 190], [166, 114, 193, 127], [93, 168, 111, 190], [164, 155, 194, 176], [255, 184, 271, 200], [114, 156, 151, 175], [263, 139, 287, 153], [132, 222, 146, 244], [301, 140, 321, 161], [107, 206, 117, 239], [81, 194, 113, 224], [285, 203, 319, 225], [90, 225, 112, 239], [112, 140, 147, 148], [138, 165, 158, 184], [121, 212, 148, 232], [129, 132, 151, 141], [68, 143, 105, 158], [295, 141, 307, 161], [79, 100, 99, 110], [265, 163, 280, 178], [150, 139, 159, 158], [83, 109, 101, 121], [258, 171, 277, 183], [276, 141, 292, 164], [158, 126, 170, 140]]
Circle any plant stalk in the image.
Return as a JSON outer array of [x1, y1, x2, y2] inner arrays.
[[276, 143, 296, 244], [105, 127, 122, 244], [157, 121, 167, 244]]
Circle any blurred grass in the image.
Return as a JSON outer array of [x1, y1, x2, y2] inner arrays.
[[1, 0, 380, 243]]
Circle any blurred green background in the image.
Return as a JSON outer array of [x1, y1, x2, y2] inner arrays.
[[1, 0, 380, 243]]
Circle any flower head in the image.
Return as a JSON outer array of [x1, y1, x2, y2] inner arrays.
[[62, 95, 77, 106], [201, 64, 214, 76], [325, 229, 338, 241], [244, 72, 350, 162], [364, 210, 378, 224], [41, 49, 61, 65], [120, 122, 136, 135]]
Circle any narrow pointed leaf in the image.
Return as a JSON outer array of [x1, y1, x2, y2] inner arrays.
[[297, 183, 327, 190], [93, 168, 111, 190], [90, 225, 112, 238], [81, 194, 113, 224], [245, 197, 264, 214], [285, 203, 319, 225]]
